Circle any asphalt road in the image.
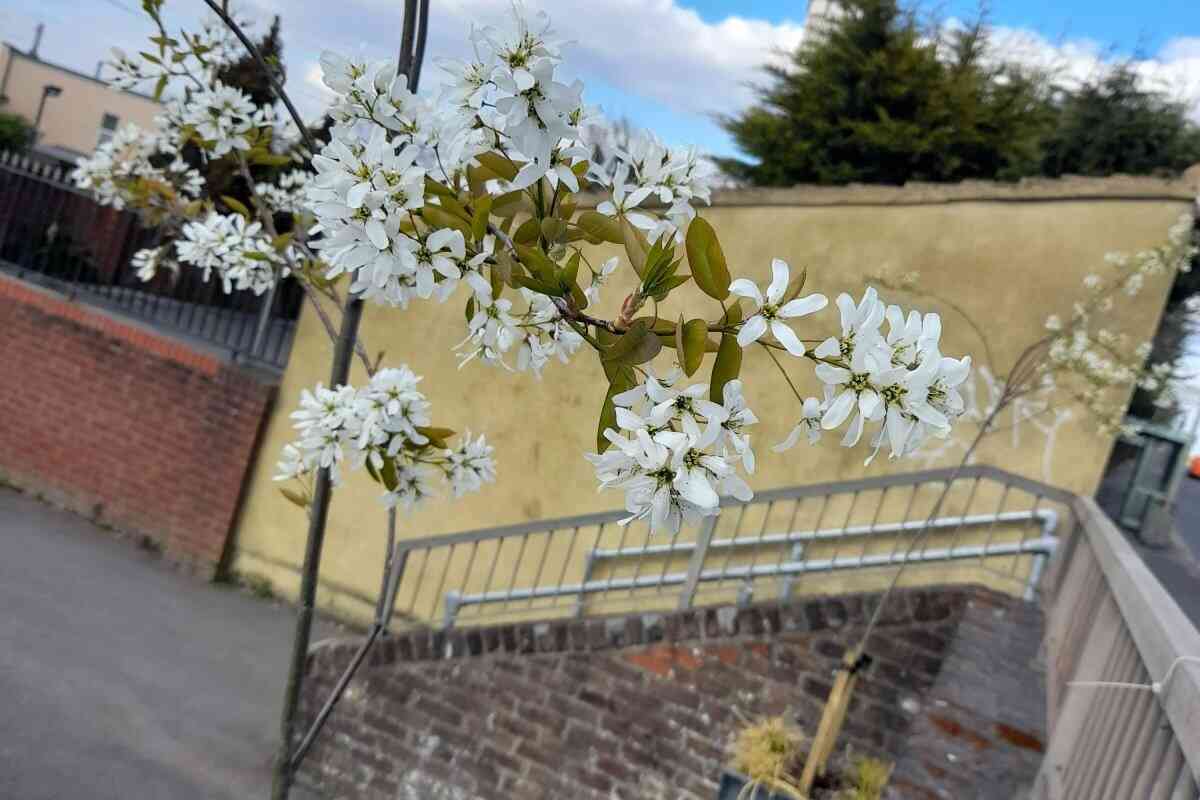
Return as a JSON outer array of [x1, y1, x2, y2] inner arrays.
[[0, 488, 334, 800]]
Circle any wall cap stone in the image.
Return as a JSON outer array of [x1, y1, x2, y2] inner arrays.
[[576, 169, 1200, 209]]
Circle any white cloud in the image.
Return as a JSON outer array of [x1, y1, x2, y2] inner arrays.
[[14, 1, 1200, 144], [985, 25, 1200, 120]]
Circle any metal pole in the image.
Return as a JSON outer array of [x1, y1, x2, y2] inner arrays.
[[270, 2, 427, 797], [31, 92, 49, 144], [248, 277, 278, 362]]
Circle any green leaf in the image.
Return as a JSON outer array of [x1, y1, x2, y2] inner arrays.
[[685, 216, 731, 301], [416, 426, 456, 448], [379, 457, 399, 491], [153, 74, 169, 101], [513, 218, 541, 245], [470, 195, 493, 242], [421, 205, 472, 237], [476, 151, 519, 181], [602, 319, 662, 366], [621, 217, 650, 276], [424, 176, 456, 199], [465, 296, 475, 323], [561, 251, 581, 286], [279, 487, 310, 509], [512, 274, 562, 296], [576, 211, 623, 244], [220, 195, 251, 220], [516, 244, 557, 282], [251, 152, 294, 167], [680, 318, 709, 377], [490, 190, 526, 218], [597, 366, 637, 452], [649, 273, 692, 301], [782, 265, 808, 304], [541, 217, 568, 245], [710, 331, 743, 404]]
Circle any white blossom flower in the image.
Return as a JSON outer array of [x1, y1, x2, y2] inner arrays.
[[774, 396, 826, 452], [814, 287, 885, 362], [729, 259, 828, 356], [447, 432, 497, 497]]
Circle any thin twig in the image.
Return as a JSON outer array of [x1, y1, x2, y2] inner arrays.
[[761, 341, 806, 404], [199, 0, 318, 154]]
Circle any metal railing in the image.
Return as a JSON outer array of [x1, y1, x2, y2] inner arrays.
[[1033, 494, 1200, 798], [0, 150, 302, 369], [376, 465, 1076, 631], [297, 466, 1200, 798]]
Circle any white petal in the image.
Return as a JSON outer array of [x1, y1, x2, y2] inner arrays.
[[886, 407, 911, 457], [841, 412, 864, 447], [779, 294, 828, 318], [771, 321, 806, 357], [773, 426, 804, 453], [737, 315, 768, 348], [767, 258, 789, 304], [822, 390, 855, 429], [858, 389, 881, 419], [365, 219, 389, 250], [836, 293, 857, 333], [728, 278, 763, 306], [814, 363, 850, 384], [346, 182, 371, 209], [814, 337, 841, 359]]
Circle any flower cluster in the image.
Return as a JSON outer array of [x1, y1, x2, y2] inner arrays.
[[1041, 210, 1197, 430], [73, 5, 302, 299], [72, 122, 204, 211], [275, 366, 495, 510], [769, 283, 971, 464], [593, 131, 716, 242], [175, 212, 293, 295], [587, 373, 756, 533]]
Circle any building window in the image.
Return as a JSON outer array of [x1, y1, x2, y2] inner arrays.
[[96, 113, 119, 147]]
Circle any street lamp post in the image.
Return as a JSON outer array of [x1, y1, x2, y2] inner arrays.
[[32, 84, 63, 145]]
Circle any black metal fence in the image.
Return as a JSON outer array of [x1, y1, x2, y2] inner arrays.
[[0, 150, 302, 369]]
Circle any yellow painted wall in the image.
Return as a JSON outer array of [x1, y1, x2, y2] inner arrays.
[[0, 45, 161, 155], [230, 177, 1197, 625]]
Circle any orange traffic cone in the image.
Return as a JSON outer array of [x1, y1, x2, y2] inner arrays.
[[1191, 455, 1200, 478]]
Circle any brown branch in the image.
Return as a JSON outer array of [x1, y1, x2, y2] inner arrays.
[[199, 0, 318, 155]]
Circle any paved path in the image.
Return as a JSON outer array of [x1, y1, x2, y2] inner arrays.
[[0, 488, 337, 800]]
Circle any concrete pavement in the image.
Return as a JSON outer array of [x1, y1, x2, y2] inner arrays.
[[0, 488, 337, 800]]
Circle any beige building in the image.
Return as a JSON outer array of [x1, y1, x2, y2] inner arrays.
[[0, 26, 161, 165], [229, 174, 1198, 626]]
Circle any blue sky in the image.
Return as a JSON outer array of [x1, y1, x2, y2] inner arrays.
[[2, 0, 1198, 157]]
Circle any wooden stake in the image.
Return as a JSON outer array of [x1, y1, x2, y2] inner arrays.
[[798, 646, 866, 796]]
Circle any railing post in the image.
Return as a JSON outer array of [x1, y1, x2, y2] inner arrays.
[[677, 515, 718, 610]]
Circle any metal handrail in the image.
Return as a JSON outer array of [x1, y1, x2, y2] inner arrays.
[[380, 465, 1072, 630]]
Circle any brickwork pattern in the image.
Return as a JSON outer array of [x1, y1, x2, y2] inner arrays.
[[297, 586, 1047, 799], [0, 274, 275, 575]]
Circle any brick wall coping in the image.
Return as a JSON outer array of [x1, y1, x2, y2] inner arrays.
[[307, 584, 1011, 672]]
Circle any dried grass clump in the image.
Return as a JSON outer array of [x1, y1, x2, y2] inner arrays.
[[730, 716, 808, 799], [837, 755, 892, 800]]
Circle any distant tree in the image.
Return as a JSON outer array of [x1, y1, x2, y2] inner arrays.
[[1041, 64, 1200, 178], [718, 0, 1054, 186], [0, 111, 34, 152]]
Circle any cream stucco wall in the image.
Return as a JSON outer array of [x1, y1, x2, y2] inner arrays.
[[0, 44, 161, 155], [230, 177, 1197, 624]]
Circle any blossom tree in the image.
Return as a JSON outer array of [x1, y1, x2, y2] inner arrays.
[[77, 1, 978, 534], [67, 1, 1021, 796]]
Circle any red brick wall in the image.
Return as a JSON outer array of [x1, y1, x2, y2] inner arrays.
[[0, 273, 275, 576], [297, 586, 1047, 799]]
